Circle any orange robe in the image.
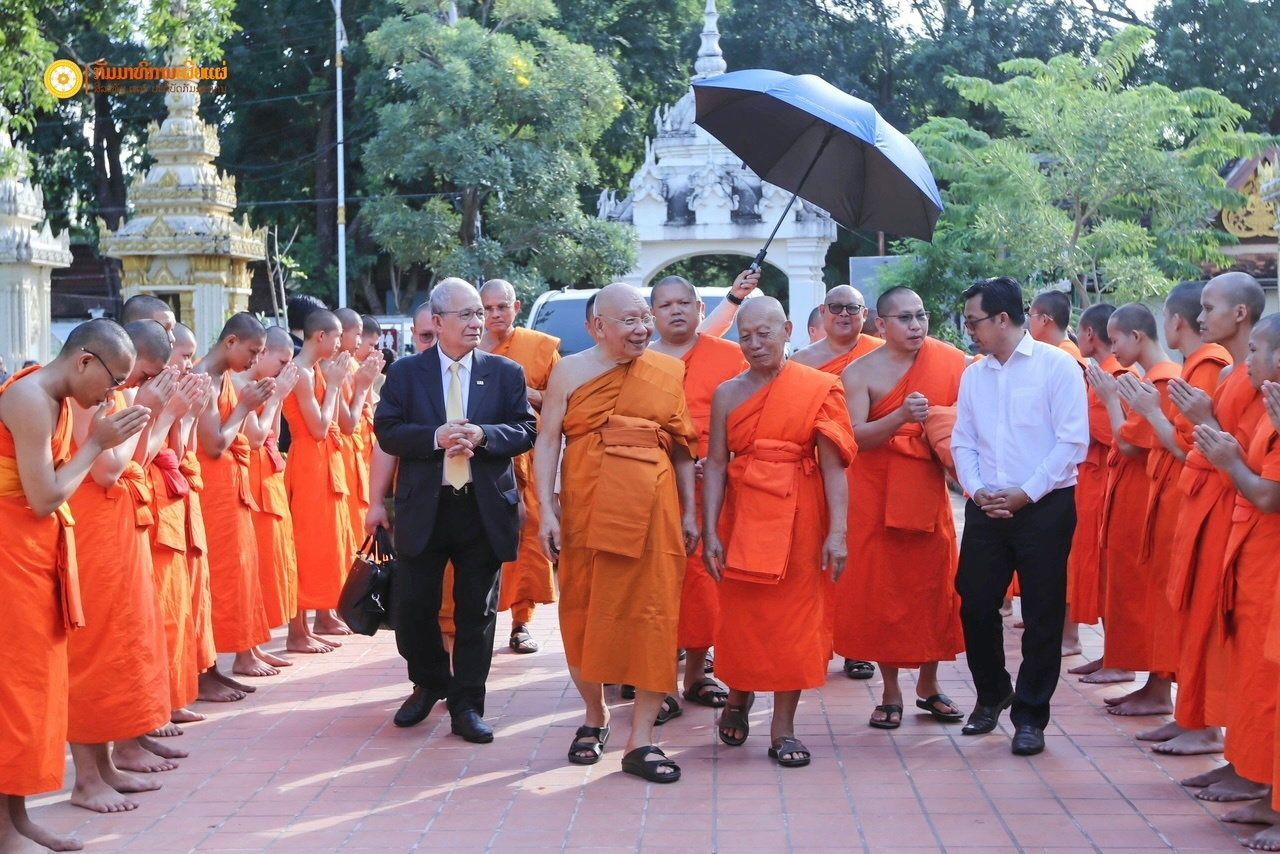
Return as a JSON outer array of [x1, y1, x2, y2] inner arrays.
[[1099, 361, 1178, 671], [146, 448, 199, 709], [678, 334, 746, 649], [834, 338, 966, 667], [67, 395, 169, 743], [1058, 339, 1083, 360], [1169, 367, 1264, 729], [1144, 345, 1229, 673], [558, 351, 698, 693], [1067, 354, 1126, 625], [181, 451, 217, 671], [284, 370, 356, 610], [198, 374, 270, 652], [0, 367, 81, 794], [815, 334, 883, 375], [340, 368, 371, 550], [250, 432, 298, 627], [715, 361, 856, 690], [1221, 418, 1280, 784]]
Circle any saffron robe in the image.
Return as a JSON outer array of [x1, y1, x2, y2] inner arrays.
[[146, 447, 199, 709], [1221, 419, 1280, 784], [715, 361, 856, 690], [1099, 361, 1178, 671], [250, 432, 298, 627], [181, 451, 217, 671], [1144, 345, 1229, 672], [67, 397, 169, 743], [341, 367, 372, 553], [678, 334, 746, 649], [0, 367, 80, 794], [198, 373, 271, 652], [834, 338, 966, 667], [558, 351, 697, 694], [284, 369, 356, 609], [815, 334, 883, 375], [1169, 367, 1264, 729]]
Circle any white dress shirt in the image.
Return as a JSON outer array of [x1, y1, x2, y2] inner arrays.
[[951, 331, 1089, 503], [436, 347, 474, 484]]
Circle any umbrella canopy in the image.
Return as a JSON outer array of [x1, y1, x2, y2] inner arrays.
[[692, 69, 943, 241]]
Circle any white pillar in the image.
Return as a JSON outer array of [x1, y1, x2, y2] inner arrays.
[[784, 237, 830, 346]]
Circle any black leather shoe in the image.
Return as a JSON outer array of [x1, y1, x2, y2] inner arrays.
[[1011, 724, 1045, 756], [961, 693, 1014, 735], [451, 708, 494, 744], [393, 686, 440, 728]]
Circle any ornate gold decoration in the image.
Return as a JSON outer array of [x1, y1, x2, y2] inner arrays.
[[1223, 164, 1278, 239]]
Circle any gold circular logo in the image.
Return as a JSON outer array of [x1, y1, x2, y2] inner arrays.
[[43, 61, 84, 99]]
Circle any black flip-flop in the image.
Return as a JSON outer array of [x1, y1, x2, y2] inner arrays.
[[509, 627, 538, 654], [843, 659, 876, 680], [654, 694, 683, 726], [621, 745, 681, 783], [567, 725, 610, 765], [916, 693, 964, 723], [768, 736, 811, 768], [682, 677, 728, 708], [717, 692, 755, 746], [869, 704, 903, 730]]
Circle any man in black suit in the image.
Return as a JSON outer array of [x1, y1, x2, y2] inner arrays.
[[374, 278, 537, 743]]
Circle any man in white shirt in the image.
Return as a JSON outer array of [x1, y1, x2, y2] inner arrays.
[[951, 276, 1089, 756]]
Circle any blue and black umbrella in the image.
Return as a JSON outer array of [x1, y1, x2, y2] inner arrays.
[[692, 69, 943, 266]]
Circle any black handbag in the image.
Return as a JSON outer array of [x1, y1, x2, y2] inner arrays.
[[338, 528, 396, 636]]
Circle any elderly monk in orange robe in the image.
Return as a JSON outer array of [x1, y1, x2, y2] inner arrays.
[[241, 327, 302, 665], [649, 274, 746, 712], [194, 314, 276, 681], [702, 296, 854, 767], [478, 278, 561, 654], [0, 321, 148, 850], [535, 282, 699, 784], [1191, 317, 1280, 838], [65, 320, 176, 812], [284, 310, 357, 652], [1169, 274, 1270, 795], [1085, 305, 1179, 706], [834, 287, 966, 729]]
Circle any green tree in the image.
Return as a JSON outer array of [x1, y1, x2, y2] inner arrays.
[[883, 26, 1270, 318], [361, 0, 635, 304]]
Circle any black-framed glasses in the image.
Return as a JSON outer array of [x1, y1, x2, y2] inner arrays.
[[82, 347, 126, 388], [963, 314, 998, 333], [825, 303, 864, 316]]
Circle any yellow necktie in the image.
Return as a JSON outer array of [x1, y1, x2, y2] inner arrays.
[[445, 361, 470, 489]]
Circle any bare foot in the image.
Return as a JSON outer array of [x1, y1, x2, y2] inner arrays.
[[171, 708, 205, 724], [1182, 764, 1236, 788], [1223, 800, 1279, 825], [1104, 688, 1139, 706], [136, 734, 187, 760], [253, 647, 292, 667], [212, 669, 257, 693], [1068, 657, 1102, 676], [232, 651, 279, 678], [99, 763, 161, 795], [197, 672, 246, 702], [1156, 728, 1225, 756], [1195, 773, 1269, 802], [1081, 667, 1136, 684], [313, 611, 353, 636], [8, 797, 83, 851], [112, 738, 178, 772], [70, 778, 140, 814], [286, 634, 335, 653], [1061, 640, 1083, 657], [1247, 827, 1280, 851], [1106, 697, 1173, 716], [1136, 721, 1186, 742], [149, 722, 183, 738], [0, 824, 45, 854]]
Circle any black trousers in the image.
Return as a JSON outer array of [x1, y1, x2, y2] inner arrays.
[[392, 488, 501, 715], [956, 486, 1076, 730]]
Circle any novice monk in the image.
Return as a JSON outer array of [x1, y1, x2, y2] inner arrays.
[[834, 287, 967, 729], [0, 320, 149, 851], [1168, 273, 1268, 768], [334, 308, 382, 575], [703, 297, 855, 767], [650, 275, 746, 713], [1029, 291, 1083, 359], [193, 314, 276, 679], [241, 328, 302, 666], [284, 310, 357, 653], [535, 283, 699, 783], [791, 283, 881, 682], [1192, 315, 1280, 838], [66, 320, 177, 812], [479, 278, 561, 655], [1086, 304, 1179, 706]]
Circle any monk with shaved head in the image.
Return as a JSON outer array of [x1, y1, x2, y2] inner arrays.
[[703, 297, 856, 767], [334, 308, 383, 582], [0, 319, 149, 849], [1029, 291, 1081, 359], [120, 295, 176, 343], [536, 282, 699, 782]]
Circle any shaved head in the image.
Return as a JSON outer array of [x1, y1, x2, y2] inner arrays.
[[1164, 281, 1206, 329], [173, 323, 196, 351], [826, 284, 863, 304], [821, 284, 867, 342], [265, 326, 294, 353], [595, 282, 647, 316], [480, 278, 517, 302], [1031, 291, 1071, 330], [304, 309, 341, 339], [61, 318, 134, 364], [1255, 313, 1280, 348], [124, 319, 173, 364], [736, 296, 790, 370], [736, 296, 787, 328], [361, 314, 381, 338], [651, 275, 698, 304], [1207, 271, 1266, 324], [1078, 303, 1116, 345], [218, 312, 267, 343], [585, 292, 598, 322], [335, 307, 361, 331], [876, 286, 920, 317], [1109, 303, 1159, 340], [121, 294, 174, 325]]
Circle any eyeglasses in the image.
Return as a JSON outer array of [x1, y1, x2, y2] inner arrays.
[[437, 308, 485, 322], [603, 314, 655, 330], [82, 348, 126, 388], [963, 314, 998, 333], [1028, 311, 1049, 322], [886, 312, 929, 325], [825, 303, 864, 316]]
